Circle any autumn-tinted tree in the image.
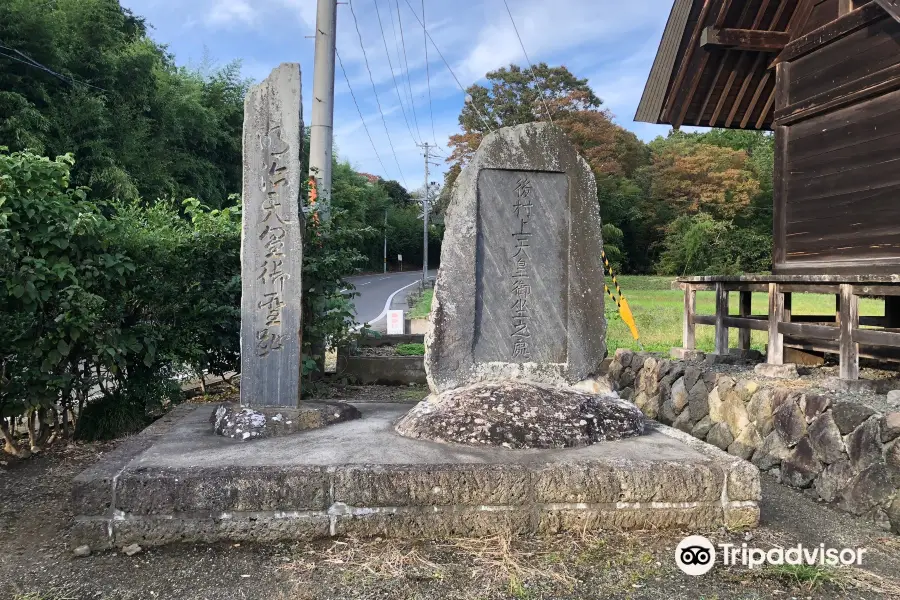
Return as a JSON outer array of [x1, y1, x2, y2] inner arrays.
[[647, 138, 760, 221], [448, 64, 602, 166], [445, 64, 655, 270]]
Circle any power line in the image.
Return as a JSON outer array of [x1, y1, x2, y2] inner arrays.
[[347, 0, 408, 187], [392, 0, 423, 144], [373, 0, 419, 146], [420, 0, 438, 145], [501, 0, 553, 123], [0, 43, 109, 93], [336, 48, 392, 181], [400, 0, 495, 134]]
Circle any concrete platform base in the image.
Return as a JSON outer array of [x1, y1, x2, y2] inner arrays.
[[72, 402, 760, 549]]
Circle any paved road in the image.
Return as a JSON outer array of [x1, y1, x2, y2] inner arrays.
[[345, 269, 437, 326]]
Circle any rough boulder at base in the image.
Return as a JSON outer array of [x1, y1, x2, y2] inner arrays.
[[395, 381, 645, 449], [397, 122, 645, 448]]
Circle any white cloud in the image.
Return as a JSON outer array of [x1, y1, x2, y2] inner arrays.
[[273, 0, 318, 27], [206, 0, 257, 27], [455, 0, 667, 83]]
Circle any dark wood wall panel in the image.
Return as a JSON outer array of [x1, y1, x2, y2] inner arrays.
[[778, 84, 900, 273], [789, 17, 900, 104], [787, 147, 900, 200], [788, 182, 900, 221], [789, 131, 900, 174], [786, 91, 900, 155]]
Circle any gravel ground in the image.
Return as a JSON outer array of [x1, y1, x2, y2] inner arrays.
[[2, 386, 900, 600]]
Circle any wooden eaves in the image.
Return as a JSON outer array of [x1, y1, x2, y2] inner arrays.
[[636, 0, 900, 131]]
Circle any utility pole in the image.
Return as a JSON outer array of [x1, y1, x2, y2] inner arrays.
[[383, 209, 388, 273], [308, 0, 337, 222], [419, 143, 432, 286]]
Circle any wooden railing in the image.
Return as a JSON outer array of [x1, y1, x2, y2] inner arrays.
[[679, 276, 900, 380]]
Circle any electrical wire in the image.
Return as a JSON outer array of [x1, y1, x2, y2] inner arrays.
[[501, 0, 553, 123], [420, 0, 438, 145], [400, 0, 495, 134], [0, 44, 109, 93], [373, 0, 420, 146], [336, 48, 392, 183], [347, 0, 408, 187], [392, 0, 423, 143]]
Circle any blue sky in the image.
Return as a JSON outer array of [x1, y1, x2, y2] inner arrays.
[[122, 0, 678, 191]]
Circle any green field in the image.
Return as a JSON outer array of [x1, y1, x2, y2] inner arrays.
[[606, 276, 884, 354], [404, 276, 886, 355]]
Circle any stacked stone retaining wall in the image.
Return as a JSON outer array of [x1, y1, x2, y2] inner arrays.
[[609, 349, 900, 534]]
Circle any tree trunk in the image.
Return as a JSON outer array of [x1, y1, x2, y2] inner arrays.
[[1, 418, 27, 458], [25, 408, 38, 451]]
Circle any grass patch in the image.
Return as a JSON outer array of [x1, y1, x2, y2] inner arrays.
[[405, 275, 885, 355], [761, 564, 839, 591], [398, 387, 428, 401], [408, 289, 433, 319], [396, 343, 425, 356], [607, 275, 883, 354]]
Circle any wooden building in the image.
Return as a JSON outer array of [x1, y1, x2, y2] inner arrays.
[[636, 0, 900, 379]]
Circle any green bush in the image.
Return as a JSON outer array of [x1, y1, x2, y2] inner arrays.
[[655, 213, 771, 276], [0, 147, 385, 448], [395, 343, 425, 356], [0, 149, 242, 450]]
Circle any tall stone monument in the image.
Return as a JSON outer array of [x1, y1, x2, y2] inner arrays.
[[213, 63, 358, 440], [240, 63, 304, 408], [397, 123, 645, 448]]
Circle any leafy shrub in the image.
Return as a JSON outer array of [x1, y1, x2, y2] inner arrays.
[[0, 147, 386, 448], [655, 213, 771, 276], [0, 149, 243, 450], [395, 343, 425, 356]]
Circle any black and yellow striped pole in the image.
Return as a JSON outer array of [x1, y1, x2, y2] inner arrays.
[[602, 251, 643, 351]]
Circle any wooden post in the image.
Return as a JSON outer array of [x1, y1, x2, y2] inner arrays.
[[738, 291, 752, 351], [683, 284, 696, 350], [885, 296, 900, 327], [714, 282, 729, 355], [767, 283, 785, 365], [839, 283, 859, 380]]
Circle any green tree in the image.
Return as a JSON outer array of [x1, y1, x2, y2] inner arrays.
[[445, 63, 654, 272], [378, 179, 413, 206], [0, 0, 248, 206]]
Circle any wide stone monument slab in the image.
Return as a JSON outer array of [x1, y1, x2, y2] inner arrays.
[[399, 123, 644, 449], [426, 124, 607, 391], [72, 402, 761, 549]]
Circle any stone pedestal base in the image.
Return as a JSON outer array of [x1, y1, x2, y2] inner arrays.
[[394, 381, 645, 449], [72, 402, 760, 550]]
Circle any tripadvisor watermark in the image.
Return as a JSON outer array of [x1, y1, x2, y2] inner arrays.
[[675, 535, 867, 576]]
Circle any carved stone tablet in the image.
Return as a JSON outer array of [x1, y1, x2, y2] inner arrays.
[[474, 169, 569, 364], [425, 123, 606, 393], [240, 63, 304, 408]]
